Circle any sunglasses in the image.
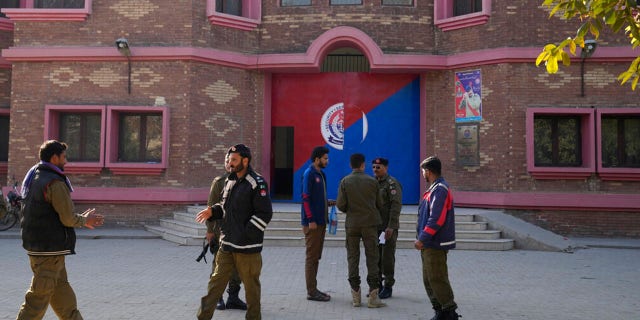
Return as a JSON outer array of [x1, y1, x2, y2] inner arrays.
[[372, 165, 382, 169]]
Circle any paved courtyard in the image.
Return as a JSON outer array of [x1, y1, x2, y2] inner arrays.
[[1, 237, 638, 320]]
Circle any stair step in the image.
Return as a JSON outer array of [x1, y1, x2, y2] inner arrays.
[[159, 219, 206, 237], [145, 225, 203, 246], [148, 205, 514, 251]]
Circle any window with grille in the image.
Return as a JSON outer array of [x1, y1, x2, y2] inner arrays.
[[534, 116, 582, 167], [282, 0, 312, 6], [601, 116, 640, 168], [453, 0, 482, 16], [0, 0, 20, 18], [330, 0, 362, 5], [117, 113, 163, 163], [382, 0, 413, 6], [216, 0, 242, 16], [35, 0, 85, 8], [59, 113, 101, 162]]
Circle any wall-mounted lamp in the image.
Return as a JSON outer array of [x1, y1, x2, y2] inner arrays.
[[580, 39, 597, 58], [115, 37, 132, 94], [580, 39, 597, 97]]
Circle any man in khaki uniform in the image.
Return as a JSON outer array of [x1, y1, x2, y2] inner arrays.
[[371, 157, 402, 299], [17, 140, 104, 320], [336, 153, 385, 308]]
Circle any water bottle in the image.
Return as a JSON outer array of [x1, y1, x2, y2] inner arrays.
[[328, 206, 338, 235]]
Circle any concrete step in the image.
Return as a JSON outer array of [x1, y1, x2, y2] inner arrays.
[[150, 205, 514, 251], [264, 227, 500, 240], [159, 218, 206, 237], [145, 225, 202, 246]]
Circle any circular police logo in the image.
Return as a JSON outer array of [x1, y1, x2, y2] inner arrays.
[[320, 102, 344, 150]]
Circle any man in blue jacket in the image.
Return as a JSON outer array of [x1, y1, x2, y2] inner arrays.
[[414, 156, 460, 320], [301, 146, 335, 301]]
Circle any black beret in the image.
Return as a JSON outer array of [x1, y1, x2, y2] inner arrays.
[[228, 144, 252, 160], [372, 157, 389, 166]]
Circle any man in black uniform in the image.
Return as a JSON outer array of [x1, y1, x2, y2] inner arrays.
[[196, 144, 273, 320], [204, 153, 246, 310]]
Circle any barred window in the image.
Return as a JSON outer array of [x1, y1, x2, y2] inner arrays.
[[534, 116, 582, 167], [601, 116, 640, 168]]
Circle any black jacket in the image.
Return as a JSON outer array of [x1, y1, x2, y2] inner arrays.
[[210, 167, 272, 253], [21, 165, 76, 256]]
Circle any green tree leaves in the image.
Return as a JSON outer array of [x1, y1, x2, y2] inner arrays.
[[537, 0, 640, 90]]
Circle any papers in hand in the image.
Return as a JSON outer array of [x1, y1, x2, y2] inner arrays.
[[379, 231, 386, 245]]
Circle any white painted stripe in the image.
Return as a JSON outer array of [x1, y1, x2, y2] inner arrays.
[[220, 240, 263, 249], [250, 219, 266, 231], [27, 250, 72, 256], [251, 215, 267, 228]]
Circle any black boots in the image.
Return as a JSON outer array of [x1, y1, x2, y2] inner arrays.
[[216, 297, 226, 310], [378, 286, 392, 299], [431, 308, 461, 320], [225, 293, 247, 310]]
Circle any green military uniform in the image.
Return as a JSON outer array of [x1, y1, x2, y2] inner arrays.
[[336, 170, 383, 291], [376, 174, 402, 289], [206, 172, 243, 303]]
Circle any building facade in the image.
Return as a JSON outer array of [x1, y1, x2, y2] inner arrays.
[[0, 0, 638, 237]]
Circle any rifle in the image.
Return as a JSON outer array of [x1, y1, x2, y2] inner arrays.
[[196, 238, 209, 263], [196, 237, 220, 263]]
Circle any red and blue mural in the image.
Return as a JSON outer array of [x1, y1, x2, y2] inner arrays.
[[272, 73, 420, 203]]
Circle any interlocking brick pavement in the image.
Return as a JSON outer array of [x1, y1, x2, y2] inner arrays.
[[1, 237, 638, 320]]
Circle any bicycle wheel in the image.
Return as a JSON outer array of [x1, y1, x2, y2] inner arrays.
[[0, 210, 18, 231]]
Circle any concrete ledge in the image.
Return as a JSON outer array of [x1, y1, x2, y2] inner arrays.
[[466, 208, 578, 252]]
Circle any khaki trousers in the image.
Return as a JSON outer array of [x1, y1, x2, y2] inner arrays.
[[421, 248, 457, 311], [16, 255, 83, 320], [198, 249, 263, 320], [303, 226, 326, 295], [345, 226, 380, 291]]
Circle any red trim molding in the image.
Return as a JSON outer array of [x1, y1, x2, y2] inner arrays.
[[456, 191, 640, 212]]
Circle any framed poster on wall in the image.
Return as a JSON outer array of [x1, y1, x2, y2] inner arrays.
[[455, 69, 482, 123], [456, 123, 479, 166]]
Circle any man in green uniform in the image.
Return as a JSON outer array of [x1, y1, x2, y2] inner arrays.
[[371, 157, 402, 299], [16, 140, 104, 320], [205, 154, 246, 310], [336, 153, 385, 309]]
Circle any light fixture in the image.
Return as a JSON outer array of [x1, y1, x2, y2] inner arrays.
[[580, 39, 597, 59], [115, 38, 132, 94], [580, 40, 597, 97]]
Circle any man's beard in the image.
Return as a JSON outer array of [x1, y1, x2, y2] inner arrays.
[[231, 162, 245, 173]]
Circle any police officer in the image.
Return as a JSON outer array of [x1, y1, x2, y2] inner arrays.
[[196, 144, 273, 320], [336, 153, 385, 308], [371, 157, 402, 299], [204, 153, 247, 311]]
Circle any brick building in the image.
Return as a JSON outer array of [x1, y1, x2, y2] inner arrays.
[[0, 1, 638, 237]]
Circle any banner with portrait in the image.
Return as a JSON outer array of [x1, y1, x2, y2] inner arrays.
[[455, 70, 482, 123]]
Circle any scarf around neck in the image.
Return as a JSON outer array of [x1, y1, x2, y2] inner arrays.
[[21, 161, 73, 198]]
